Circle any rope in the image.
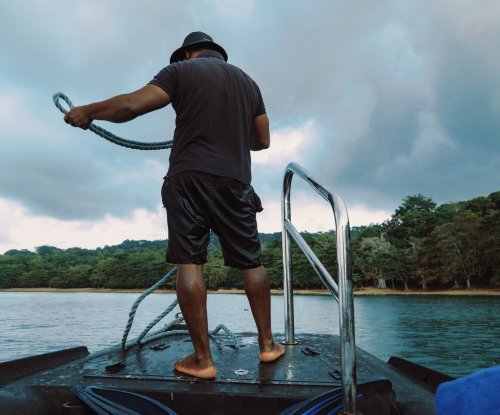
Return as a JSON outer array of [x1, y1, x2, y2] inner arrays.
[[124, 323, 240, 351], [210, 324, 241, 349], [53, 92, 173, 150], [135, 298, 180, 345], [120, 268, 178, 350]]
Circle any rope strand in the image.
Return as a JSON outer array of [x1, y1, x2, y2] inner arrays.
[[53, 92, 173, 150]]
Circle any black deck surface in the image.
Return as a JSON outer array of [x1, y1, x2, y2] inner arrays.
[[0, 332, 436, 415]]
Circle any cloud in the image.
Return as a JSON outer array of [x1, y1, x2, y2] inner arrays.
[[294, 0, 500, 207], [207, 0, 255, 22], [252, 120, 314, 167], [0, 198, 167, 254], [257, 197, 391, 234], [0, 190, 390, 254]]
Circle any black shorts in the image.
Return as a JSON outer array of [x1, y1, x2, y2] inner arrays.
[[162, 171, 263, 269]]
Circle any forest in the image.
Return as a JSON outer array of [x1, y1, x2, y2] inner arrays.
[[0, 191, 499, 291]]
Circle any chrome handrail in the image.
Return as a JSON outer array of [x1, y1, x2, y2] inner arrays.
[[281, 162, 358, 415]]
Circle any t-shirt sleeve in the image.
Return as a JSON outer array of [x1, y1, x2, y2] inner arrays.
[[255, 84, 266, 117], [148, 64, 177, 100]]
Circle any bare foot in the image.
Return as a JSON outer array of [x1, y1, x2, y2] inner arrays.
[[174, 353, 217, 380], [259, 343, 286, 363]]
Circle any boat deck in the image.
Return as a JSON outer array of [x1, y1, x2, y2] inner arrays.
[[0, 332, 436, 415]]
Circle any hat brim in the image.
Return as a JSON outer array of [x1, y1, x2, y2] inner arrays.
[[170, 41, 228, 64]]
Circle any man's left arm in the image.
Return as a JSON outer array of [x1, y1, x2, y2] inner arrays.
[[250, 114, 270, 151], [64, 85, 171, 129]]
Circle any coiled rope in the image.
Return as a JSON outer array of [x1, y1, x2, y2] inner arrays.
[[54, 92, 240, 352], [53, 92, 173, 150]]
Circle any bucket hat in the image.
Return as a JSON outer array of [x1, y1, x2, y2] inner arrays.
[[170, 31, 228, 64]]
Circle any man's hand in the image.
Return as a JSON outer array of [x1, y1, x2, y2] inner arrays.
[[64, 106, 92, 130]]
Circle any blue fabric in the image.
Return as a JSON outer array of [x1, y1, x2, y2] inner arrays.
[[436, 366, 500, 415]]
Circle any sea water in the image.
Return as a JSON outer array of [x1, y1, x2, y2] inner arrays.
[[0, 292, 498, 377]]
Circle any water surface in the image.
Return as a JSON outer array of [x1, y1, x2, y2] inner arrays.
[[0, 292, 497, 377]]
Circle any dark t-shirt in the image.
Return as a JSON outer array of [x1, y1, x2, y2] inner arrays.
[[149, 50, 266, 184]]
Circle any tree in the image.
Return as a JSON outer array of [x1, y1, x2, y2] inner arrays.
[[354, 234, 398, 289], [312, 232, 337, 278], [0, 256, 23, 288], [451, 214, 482, 289], [416, 236, 442, 289], [420, 214, 482, 289], [35, 245, 63, 258], [352, 273, 363, 289], [435, 202, 464, 226], [90, 257, 119, 288], [386, 194, 437, 248], [352, 224, 388, 239], [205, 248, 229, 289], [464, 196, 496, 216], [261, 239, 283, 288], [290, 238, 317, 288], [488, 191, 500, 210], [480, 210, 500, 285]]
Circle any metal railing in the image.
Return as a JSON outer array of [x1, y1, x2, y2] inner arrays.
[[281, 162, 359, 414]]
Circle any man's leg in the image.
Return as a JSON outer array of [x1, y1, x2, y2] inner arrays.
[[174, 263, 217, 379], [241, 265, 285, 362]]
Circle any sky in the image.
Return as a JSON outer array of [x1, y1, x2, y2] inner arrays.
[[1, 0, 499, 254]]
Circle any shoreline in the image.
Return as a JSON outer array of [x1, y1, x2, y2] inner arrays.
[[1, 287, 499, 296]]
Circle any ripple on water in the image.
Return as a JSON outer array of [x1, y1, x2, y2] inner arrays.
[[0, 292, 498, 377]]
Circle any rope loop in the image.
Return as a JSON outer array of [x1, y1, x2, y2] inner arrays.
[[53, 92, 74, 114], [53, 92, 173, 150], [210, 324, 241, 349]]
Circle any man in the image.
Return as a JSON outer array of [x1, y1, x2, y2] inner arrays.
[[64, 31, 285, 380]]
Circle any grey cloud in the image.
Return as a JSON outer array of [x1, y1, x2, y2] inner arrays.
[[1, 131, 167, 219], [249, 0, 500, 209]]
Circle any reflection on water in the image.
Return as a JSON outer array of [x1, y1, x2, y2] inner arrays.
[[353, 296, 499, 377], [0, 292, 498, 377]]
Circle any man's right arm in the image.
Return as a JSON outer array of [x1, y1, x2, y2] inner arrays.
[[250, 114, 270, 151], [64, 85, 170, 129]]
